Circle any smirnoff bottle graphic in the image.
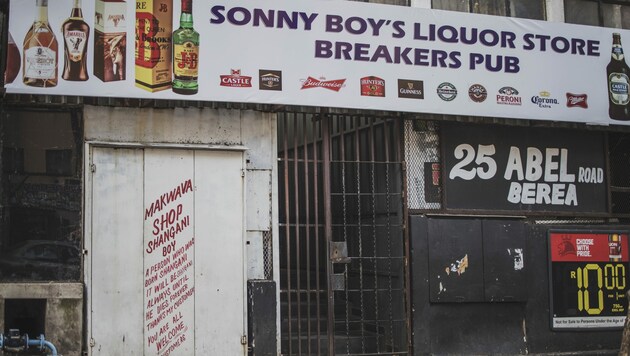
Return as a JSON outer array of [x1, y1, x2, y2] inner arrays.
[[62, 0, 90, 81], [23, 0, 58, 87], [607, 33, 630, 121]]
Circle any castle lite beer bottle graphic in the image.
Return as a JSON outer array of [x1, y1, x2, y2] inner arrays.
[[608, 33, 630, 121], [172, 0, 199, 95], [23, 0, 58, 87], [62, 0, 90, 81]]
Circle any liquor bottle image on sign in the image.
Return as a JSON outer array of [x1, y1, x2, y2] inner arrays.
[[172, 0, 199, 95], [608, 33, 630, 121], [5, 32, 21, 84], [62, 0, 90, 81], [94, 0, 126, 82], [135, 0, 173, 92], [23, 0, 58, 87]]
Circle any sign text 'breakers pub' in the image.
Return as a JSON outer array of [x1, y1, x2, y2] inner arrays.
[[5, 0, 630, 126]]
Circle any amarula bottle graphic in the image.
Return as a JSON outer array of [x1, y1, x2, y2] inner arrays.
[[23, 0, 58, 87], [608, 33, 630, 121], [62, 0, 90, 81], [172, 0, 199, 95]]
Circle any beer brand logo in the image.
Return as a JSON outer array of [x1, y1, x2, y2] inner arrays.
[[220, 69, 252, 88], [566, 93, 588, 109], [468, 84, 487, 103], [300, 76, 346, 91], [496, 86, 522, 106], [531, 91, 560, 108], [557, 237, 576, 256], [259, 70, 282, 91], [360, 76, 385, 97], [398, 79, 424, 99], [436, 82, 457, 101]]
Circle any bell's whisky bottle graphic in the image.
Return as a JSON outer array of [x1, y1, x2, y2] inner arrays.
[[608, 33, 630, 121], [23, 0, 58, 87], [172, 0, 199, 95], [135, 0, 173, 92], [62, 0, 90, 81]]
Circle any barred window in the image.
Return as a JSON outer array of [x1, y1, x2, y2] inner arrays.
[[432, 0, 545, 20], [565, 0, 630, 29]]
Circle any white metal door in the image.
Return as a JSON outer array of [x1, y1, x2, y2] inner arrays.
[[87, 146, 246, 356]]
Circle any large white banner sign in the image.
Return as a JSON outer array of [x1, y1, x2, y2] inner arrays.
[[5, 0, 630, 125]]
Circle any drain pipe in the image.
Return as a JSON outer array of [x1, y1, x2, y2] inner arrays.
[[0, 329, 58, 356]]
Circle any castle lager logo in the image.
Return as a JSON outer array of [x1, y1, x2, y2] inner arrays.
[[566, 93, 588, 109], [468, 84, 487, 103], [496, 86, 522, 106], [301, 76, 346, 91], [398, 79, 424, 99], [259, 70, 282, 91], [220, 69, 252, 88], [360, 76, 385, 97], [437, 82, 457, 101]]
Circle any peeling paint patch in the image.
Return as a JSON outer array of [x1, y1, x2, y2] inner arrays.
[[507, 248, 524, 270], [445, 254, 469, 276]]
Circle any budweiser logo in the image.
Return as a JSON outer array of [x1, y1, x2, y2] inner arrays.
[[220, 69, 252, 88], [301, 76, 346, 91], [566, 93, 588, 109]]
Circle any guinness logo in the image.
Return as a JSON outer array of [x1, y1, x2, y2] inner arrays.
[[259, 70, 282, 91], [398, 79, 424, 99]]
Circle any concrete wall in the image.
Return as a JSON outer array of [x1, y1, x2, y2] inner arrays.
[[0, 283, 83, 356]]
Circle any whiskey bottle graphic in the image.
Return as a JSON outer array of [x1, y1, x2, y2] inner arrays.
[[4, 32, 21, 84], [23, 0, 58, 87], [172, 0, 199, 95], [62, 0, 90, 81], [607, 33, 630, 120]]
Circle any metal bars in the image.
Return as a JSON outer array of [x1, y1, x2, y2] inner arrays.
[[278, 113, 409, 355]]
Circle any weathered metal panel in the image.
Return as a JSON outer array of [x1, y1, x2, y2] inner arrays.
[[247, 231, 265, 280], [482, 219, 527, 302], [90, 147, 144, 355], [88, 147, 246, 355], [247, 280, 277, 356], [242, 111, 275, 170], [193, 149, 246, 355], [428, 218, 484, 302], [246, 170, 272, 231]]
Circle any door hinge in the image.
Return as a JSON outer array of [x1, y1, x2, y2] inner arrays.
[[241, 169, 245, 177], [241, 335, 248, 345], [89, 338, 95, 347], [90, 164, 96, 173], [82, 249, 88, 255]]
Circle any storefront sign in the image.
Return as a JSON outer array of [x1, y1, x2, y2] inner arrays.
[[549, 231, 629, 330], [442, 123, 607, 213], [6, 0, 630, 125]]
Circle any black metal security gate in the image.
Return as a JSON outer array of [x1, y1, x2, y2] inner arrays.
[[278, 113, 409, 355]]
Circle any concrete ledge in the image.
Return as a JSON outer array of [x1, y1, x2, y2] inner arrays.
[[0, 282, 83, 299]]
